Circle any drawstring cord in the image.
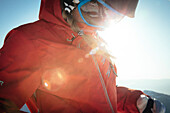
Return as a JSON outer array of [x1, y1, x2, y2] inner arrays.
[[67, 30, 84, 42], [110, 63, 118, 77], [67, 33, 77, 42]]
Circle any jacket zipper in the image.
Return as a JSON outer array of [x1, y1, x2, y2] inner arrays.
[[92, 55, 115, 113]]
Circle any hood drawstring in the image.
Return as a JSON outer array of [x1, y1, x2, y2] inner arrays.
[[67, 33, 77, 42], [110, 63, 118, 77], [67, 30, 84, 43]]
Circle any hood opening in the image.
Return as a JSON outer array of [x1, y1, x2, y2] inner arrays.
[[39, 0, 70, 27]]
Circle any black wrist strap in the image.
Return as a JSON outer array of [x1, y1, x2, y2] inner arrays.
[[143, 98, 154, 113]]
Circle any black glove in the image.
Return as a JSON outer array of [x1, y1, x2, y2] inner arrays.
[[137, 94, 166, 113]]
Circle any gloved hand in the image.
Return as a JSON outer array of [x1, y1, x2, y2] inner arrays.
[[137, 94, 166, 113]]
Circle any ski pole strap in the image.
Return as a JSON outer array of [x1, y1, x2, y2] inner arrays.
[[143, 98, 154, 113]]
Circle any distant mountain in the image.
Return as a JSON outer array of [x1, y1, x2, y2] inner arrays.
[[117, 79, 170, 95], [144, 90, 170, 113]]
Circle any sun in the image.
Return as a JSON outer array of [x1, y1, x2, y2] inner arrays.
[[97, 18, 139, 79]]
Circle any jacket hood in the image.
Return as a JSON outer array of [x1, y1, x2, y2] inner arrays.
[[39, 0, 69, 27]]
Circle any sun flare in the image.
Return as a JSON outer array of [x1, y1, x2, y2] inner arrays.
[[98, 18, 139, 79]]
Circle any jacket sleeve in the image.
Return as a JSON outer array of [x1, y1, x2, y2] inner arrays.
[[117, 86, 145, 113], [0, 29, 42, 111]]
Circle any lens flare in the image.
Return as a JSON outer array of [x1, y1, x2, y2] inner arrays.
[[97, 19, 137, 58], [42, 69, 66, 91], [97, 18, 138, 79], [44, 82, 48, 87]]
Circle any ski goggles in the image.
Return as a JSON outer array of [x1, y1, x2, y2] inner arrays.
[[78, 0, 125, 29]]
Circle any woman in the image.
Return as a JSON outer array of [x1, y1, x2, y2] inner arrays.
[[0, 0, 165, 112]]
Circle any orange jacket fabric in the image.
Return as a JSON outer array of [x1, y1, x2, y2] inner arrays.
[[0, 0, 143, 112]]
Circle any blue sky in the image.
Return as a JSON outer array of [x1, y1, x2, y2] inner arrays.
[[129, 0, 170, 79], [0, 0, 170, 80]]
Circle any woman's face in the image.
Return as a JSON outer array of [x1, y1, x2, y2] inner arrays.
[[80, 1, 105, 26], [76, 1, 125, 27]]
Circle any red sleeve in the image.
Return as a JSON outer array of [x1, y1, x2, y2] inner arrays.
[[0, 29, 42, 110], [117, 86, 144, 113]]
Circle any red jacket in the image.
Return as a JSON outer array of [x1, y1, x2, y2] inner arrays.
[[0, 0, 143, 112]]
